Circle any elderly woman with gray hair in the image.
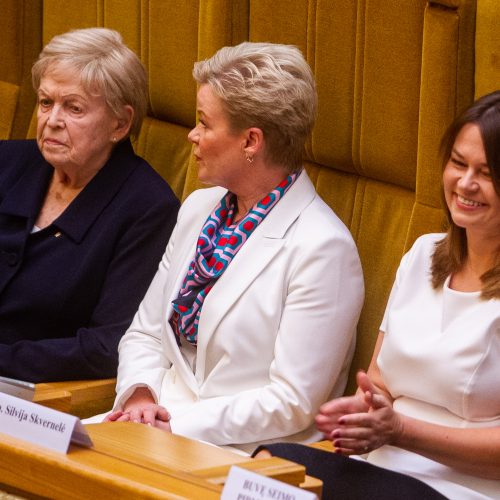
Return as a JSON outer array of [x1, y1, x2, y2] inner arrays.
[[0, 28, 179, 382], [102, 42, 364, 454]]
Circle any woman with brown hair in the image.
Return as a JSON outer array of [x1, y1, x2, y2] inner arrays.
[[256, 91, 500, 499]]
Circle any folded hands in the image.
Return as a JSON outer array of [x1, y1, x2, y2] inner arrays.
[[316, 371, 403, 455]]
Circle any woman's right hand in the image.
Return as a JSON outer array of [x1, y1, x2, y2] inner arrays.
[[315, 391, 370, 437], [315, 371, 375, 437], [105, 387, 171, 431]]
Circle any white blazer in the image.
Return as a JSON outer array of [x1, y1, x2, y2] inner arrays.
[[115, 171, 364, 453]]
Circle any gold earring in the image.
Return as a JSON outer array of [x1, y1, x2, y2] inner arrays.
[[246, 155, 254, 163], [112, 137, 117, 143]]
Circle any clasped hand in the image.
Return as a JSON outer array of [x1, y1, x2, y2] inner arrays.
[[315, 371, 403, 455], [104, 387, 171, 432]]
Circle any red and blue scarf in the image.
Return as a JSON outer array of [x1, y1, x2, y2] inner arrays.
[[170, 170, 300, 345]]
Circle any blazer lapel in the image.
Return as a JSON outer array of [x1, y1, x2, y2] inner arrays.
[[194, 170, 317, 381], [161, 236, 199, 394], [161, 186, 226, 394]]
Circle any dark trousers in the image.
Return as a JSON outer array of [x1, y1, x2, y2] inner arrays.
[[258, 443, 448, 500]]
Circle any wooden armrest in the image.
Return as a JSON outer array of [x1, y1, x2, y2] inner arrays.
[[34, 378, 116, 418], [301, 474, 323, 497], [193, 458, 322, 496], [308, 439, 336, 453], [193, 457, 306, 487]]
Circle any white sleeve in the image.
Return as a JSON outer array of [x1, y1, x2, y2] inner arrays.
[[113, 220, 178, 408]]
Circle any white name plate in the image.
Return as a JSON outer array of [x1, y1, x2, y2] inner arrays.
[[221, 465, 318, 500], [0, 392, 93, 453]]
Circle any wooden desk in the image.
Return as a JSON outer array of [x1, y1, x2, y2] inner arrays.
[[33, 379, 116, 419], [0, 422, 322, 498], [0, 429, 221, 499]]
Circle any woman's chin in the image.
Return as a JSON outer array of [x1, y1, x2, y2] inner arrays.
[[198, 179, 217, 187], [197, 171, 217, 187], [41, 151, 68, 169]]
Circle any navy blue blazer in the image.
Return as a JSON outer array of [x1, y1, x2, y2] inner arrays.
[[0, 139, 180, 382]]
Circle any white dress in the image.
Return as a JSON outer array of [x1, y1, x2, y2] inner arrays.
[[367, 233, 500, 500]]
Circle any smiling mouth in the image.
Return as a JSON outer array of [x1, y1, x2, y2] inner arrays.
[[457, 194, 484, 208]]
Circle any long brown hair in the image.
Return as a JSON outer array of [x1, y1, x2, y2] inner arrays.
[[431, 90, 500, 300]]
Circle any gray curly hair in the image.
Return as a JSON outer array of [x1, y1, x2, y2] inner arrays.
[[32, 27, 147, 138]]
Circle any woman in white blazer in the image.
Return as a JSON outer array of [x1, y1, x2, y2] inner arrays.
[[104, 42, 364, 453]]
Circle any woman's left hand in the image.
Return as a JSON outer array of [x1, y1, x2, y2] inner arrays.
[[104, 387, 172, 432], [105, 410, 172, 432], [330, 371, 403, 455]]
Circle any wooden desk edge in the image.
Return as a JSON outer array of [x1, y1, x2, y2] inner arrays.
[[193, 458, 322, 496], [192, 456, 306, 485], [34, 379, 116, 418], [308, 440, 336, 453]]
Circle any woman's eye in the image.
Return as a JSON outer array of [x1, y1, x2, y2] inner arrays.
[[69, 105, 82, 114], [38, 98, 51, 108], [450, 157, 466, 168], [481, 168, 491, 178]]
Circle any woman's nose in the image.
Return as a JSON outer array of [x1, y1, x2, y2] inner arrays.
[[458, 167, 479, 191], [188, 125, 199, 144], [46, 105, 65, 128]]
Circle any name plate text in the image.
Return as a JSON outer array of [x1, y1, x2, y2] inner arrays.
[[0, 392, 92, 453]]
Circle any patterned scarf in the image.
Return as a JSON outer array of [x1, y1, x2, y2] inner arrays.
[[170, 170, 300, 345]]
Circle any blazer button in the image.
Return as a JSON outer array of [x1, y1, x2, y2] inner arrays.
[[7, 253, 18, 266]]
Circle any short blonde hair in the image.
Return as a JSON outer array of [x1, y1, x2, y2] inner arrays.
[[193, 42, 317, 172], [32, 28, 147, 138]]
